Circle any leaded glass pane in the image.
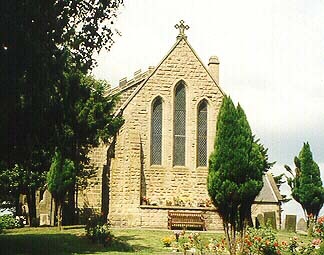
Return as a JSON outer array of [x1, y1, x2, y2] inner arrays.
[[197, 101, 207, 167], [175, 85, 186, 111], [174, 136, 185, 166], [175, 110, 186, 135], [173, 83, 186, 166], [151, 97, 162, 165]]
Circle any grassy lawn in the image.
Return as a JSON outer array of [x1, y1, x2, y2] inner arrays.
[[0, 226, 311, 255], [0, 226, 216, 255]]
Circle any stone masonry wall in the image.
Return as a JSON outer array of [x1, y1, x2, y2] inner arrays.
[[78, 144, 108, 212], [108, 127, 142, 227]]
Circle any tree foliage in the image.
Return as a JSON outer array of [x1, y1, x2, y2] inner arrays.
[[47, 151, 76, 230], [272, 173, 290, 203], [285, 142, 324, 219], [52, 66, 124, 223], [0, 0, 123, 223], [207, 96, 272, 255]]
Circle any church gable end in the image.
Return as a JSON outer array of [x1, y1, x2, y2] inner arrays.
[[107, 21, 224, 228]]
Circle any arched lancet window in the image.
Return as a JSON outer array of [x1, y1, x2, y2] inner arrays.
[[197, 100, 207, 167], [173, 82, 186, 166], [151, 97, 163, 165]]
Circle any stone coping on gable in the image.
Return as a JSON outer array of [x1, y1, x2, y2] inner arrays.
[[139, 205, 217, 211]]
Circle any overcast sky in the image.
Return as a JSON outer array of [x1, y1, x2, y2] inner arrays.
[[93, 0, 324, 220]]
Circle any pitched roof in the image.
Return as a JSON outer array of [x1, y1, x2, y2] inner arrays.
[[255, 172, 283, 203], [113, 36, 225, 116]]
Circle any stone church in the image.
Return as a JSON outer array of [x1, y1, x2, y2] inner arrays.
[[76, 21, 283, 230]]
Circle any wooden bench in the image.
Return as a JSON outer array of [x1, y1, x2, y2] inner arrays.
[[167, 211, 206, 230]]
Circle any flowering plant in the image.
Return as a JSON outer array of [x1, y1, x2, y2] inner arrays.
[[187, 232, 206, 253], [168, 230, 192, 253], [243, 227, 283, 255], [142, 196, 150, 205], [162, 235, 175, 247], [205, 198, 213, 207], [314, 216, 324, 239], [286, 236, 320, 255], [173, 229, 185, 242], [207, 238, 229, 254], [165, 200, 172, 206], [166, 230, 230, 254], [173, 196, 185, 206]]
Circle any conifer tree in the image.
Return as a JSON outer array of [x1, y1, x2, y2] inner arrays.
[[285, 142, 324, 220], [47, 151, 76, 230], [208, 96, 271, 255]]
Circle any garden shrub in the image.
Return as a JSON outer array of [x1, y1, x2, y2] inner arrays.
[[79, 207, 97, 225], [0, 215, 24, 229], [85, 213, 113, 246]]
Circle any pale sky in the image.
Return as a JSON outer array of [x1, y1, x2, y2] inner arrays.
[[93, 0, 324, 221]]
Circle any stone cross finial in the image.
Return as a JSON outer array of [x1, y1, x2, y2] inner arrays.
[[175, 20, 189, 39]]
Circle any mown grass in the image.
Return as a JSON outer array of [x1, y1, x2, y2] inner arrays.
[[0, 226, 311, 255]]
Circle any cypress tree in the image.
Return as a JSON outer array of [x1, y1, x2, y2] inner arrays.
[[208, 96, 271, 255], [285, 142, 324, 219]]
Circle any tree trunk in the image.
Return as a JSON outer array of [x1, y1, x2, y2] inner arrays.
[[57, 201, 63, 231], [224, 221, 237, 255], [15, 193, 21, 216], [50, 197, 55, 226], [66, 187, 75, 225], [65, 140, 79, 225], [26, 188, 37, 226]]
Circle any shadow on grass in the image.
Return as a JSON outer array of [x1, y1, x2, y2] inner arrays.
[[0, 232, 139, 255]]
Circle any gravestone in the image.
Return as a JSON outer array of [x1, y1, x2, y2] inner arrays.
[[256, 214, 265, 228], [264, 211, 276, 229], [39, 190, 52, 226], [285, 214, 297, 232], [297, 218, 307, 232]]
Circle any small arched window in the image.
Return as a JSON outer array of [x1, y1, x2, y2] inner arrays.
[[197, 100, 207, 167], [151, 97, 163, 165], [173, 82, 186, 166]]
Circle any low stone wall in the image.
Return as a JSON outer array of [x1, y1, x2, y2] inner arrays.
[[138, 205, 223, 231]]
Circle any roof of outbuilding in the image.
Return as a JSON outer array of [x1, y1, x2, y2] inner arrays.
[[255, 172, 283, 203]]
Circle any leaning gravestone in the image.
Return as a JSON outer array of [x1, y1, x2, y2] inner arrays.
[[285, 214, 297, 232], [297, 218, 307, 232], [39, 190, 52, 226], [264, 211, 277, 230], [256, 214, 265, 228]]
